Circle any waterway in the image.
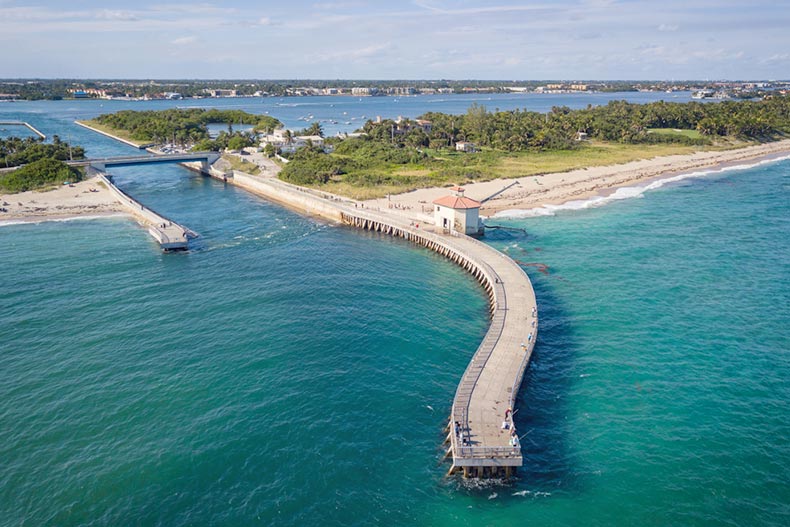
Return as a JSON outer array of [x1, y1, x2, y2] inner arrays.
[[1, 95, 788, 526]]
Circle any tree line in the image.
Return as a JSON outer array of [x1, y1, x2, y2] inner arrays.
[[361, 96, 790, 152], [0, 136, 85, 168], [93, 109, 281, 146]]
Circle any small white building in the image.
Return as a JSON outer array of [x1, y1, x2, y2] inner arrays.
[[455, 141, 478, 153], [260, 130, 328, 153], [433, 187, 482, 236]]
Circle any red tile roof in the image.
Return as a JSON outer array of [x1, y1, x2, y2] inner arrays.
[[433, 195, 481, 209]]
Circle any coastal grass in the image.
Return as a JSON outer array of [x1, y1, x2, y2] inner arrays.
[[304, 141, 742, 199], [77, 120, 147, 147], [222, 154, 261, 175]]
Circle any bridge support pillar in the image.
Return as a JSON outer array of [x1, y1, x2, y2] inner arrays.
[[200, 160, 209, 174]]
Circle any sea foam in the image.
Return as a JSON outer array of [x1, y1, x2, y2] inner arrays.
[[493, 153, 790, 219]]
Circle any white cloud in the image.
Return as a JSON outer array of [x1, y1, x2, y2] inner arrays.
[[760, 53, 790, 63], [317, 43, 392, 62], [312, 1, 364, 9], [95, 10, 139, 21], [658, 24, 679, 32], [258, 16, 271, 25], [171, 35, 197, 45]]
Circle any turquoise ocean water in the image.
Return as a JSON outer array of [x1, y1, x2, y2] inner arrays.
[[1, 96, 789, 526]]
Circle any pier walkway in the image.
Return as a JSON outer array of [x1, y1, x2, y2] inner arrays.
[[337, 208, 537, 477]]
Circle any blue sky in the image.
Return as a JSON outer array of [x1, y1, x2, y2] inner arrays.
[[1, 0, 789, 79]]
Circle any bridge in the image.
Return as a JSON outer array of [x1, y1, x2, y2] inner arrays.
[[69, 152, 221, 173], [0, 121, 46, 139]]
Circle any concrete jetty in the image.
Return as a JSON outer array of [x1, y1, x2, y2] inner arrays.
[[339, 209, 537, 478], [95, 171, 194, 251], [74, 120, 154, 149], [0, 120, 46, 139], [216, 168, 538, 477]]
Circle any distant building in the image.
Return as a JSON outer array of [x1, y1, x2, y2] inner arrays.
[[351, 87, 379, 96], [262, 129, 328, 153], [386, 87, 416, 95], [415, 119, 432, 133], [388, 116, 433, 135], [204, 89, 239, 97], [433, 187, 482, 236], [455, 141, 477, 153], [68, 88, 107, 98]]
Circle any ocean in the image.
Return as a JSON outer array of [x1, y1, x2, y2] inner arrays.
[[1, 95, 788, 526]]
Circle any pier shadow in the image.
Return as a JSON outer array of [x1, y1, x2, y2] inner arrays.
[[477, 228, 581, 496], [512, 278, 580, 494]]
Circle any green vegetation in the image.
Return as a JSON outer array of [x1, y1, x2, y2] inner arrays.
[[296, 122, 324, 137], [89, 109, 281, 146], [0, 158, 83, 192], [280, 96, 790, 197], [192, 130, 256, 152], [221, 154, 260, 175], [1, 136, 85, 168], [77, 120, 148, 147]]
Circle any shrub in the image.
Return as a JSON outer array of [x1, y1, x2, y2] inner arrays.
[[0, 158, 83, 192]]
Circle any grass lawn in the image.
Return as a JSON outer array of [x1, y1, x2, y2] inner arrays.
[[647, 128, 703, 139], [306, 140, 745, 199], [222, 154, 260, 175]]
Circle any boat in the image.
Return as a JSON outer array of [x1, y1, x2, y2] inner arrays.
[[692, 89, 714, 99]]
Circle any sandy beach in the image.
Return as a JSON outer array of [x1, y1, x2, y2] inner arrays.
[[0, 176, 125, 224], [362, 139, 790, 222], [3, 139, 790, 226]]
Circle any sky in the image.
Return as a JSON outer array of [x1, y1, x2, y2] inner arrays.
[[1, 0, 789, 80]]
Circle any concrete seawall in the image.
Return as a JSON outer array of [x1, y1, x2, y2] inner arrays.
[[74, 121, 154, 149], [0, 120, 46, 139], [228, 171, 348, 222]]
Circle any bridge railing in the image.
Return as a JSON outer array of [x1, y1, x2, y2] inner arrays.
[[455, 445, 521, 459]]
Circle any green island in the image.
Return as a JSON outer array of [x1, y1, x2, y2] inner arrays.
[[83, 97, 790, 199], [0, 136, 85, 192], [81, 108, 281, 149]]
